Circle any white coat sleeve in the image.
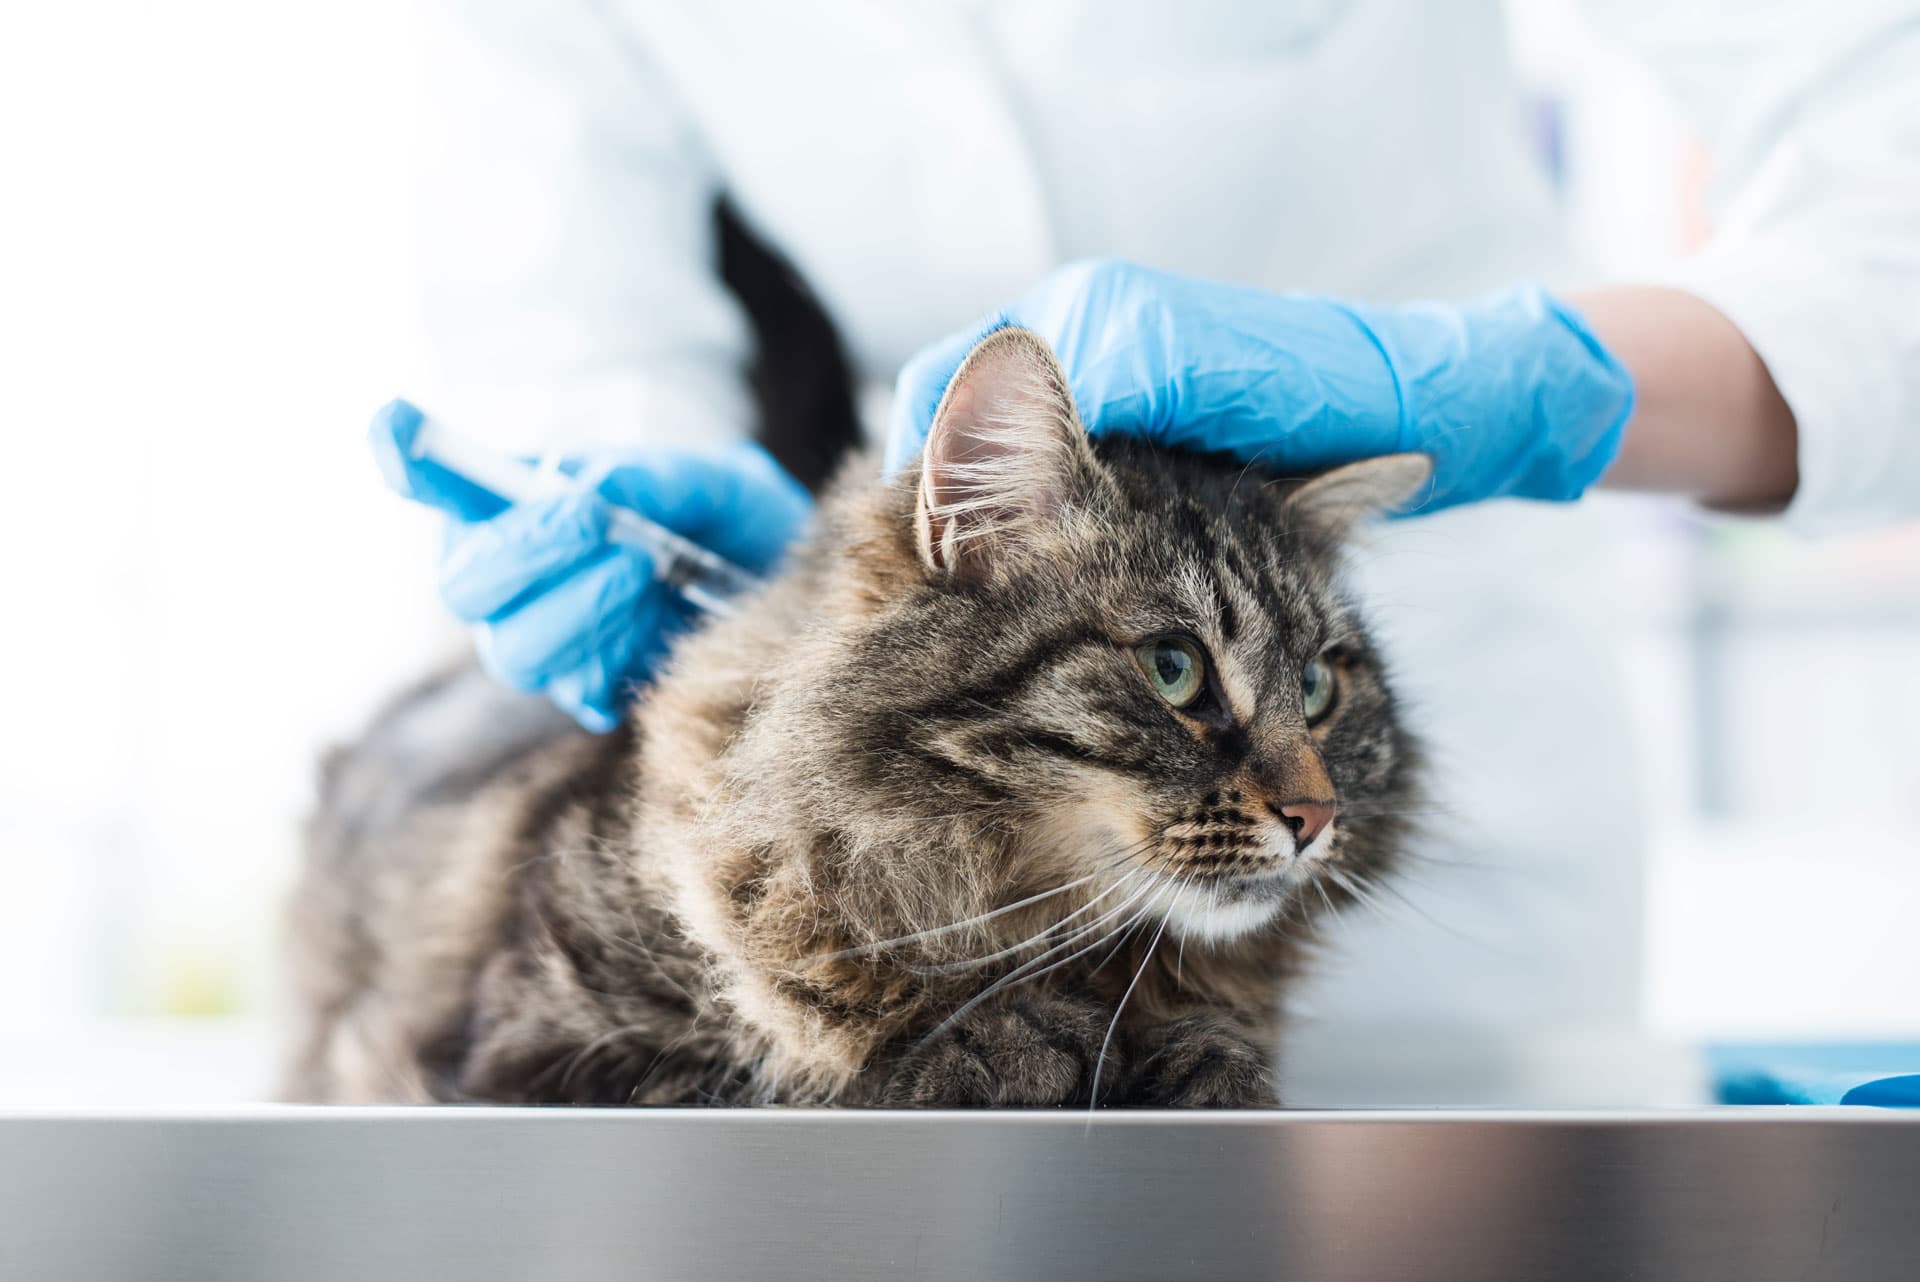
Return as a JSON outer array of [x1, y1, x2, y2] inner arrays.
[[417, 0, 754, 454], [1585, 1, 1920, 533]]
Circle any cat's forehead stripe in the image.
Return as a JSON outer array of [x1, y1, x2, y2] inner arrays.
[[1207, 571, 1269, 722], [1171, 561, 1221, 634]]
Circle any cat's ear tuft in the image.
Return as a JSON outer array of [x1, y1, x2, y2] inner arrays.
[[914, 326, 1099, 580], [1282, 454, 1434, 538]]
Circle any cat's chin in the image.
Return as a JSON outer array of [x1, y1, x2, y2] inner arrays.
[[1157, 876, 1293, 942]]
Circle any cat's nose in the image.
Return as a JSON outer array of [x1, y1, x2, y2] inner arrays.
[[1274, 800, 1335, 852], [1250, 746, 1337, 852]]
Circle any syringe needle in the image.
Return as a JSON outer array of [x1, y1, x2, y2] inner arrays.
[[369, 399, 764, 619]]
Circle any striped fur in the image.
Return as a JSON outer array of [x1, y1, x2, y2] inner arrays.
[[285, 330, 1427, 1108]]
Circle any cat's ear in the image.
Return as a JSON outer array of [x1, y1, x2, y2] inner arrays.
[[914, 326, 1100, 580], [1282, 454, 1434, 537]]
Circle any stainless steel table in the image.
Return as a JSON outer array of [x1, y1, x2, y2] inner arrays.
[[1, 1107, 1914, 1281]]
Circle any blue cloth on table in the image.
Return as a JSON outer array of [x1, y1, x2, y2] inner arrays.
[[1709, 1043, 1920, 1107]]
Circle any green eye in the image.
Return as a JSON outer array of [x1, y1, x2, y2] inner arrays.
[[1301, 653, 1337, 723], [1133, 637, 1207, 709]]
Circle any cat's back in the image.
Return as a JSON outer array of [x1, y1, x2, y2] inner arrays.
[[282, 662, 617, 1101]]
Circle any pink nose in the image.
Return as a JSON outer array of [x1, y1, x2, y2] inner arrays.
[[1276, 800, 1335, 851]]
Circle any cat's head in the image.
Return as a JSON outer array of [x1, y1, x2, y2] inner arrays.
[[765, 326, 1426, 946]]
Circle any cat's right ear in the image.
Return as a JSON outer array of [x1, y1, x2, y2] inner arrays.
[[914, 326, 1100, 581]]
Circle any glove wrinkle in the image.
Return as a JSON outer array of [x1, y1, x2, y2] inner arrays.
[[886, 261, 1635, 514]]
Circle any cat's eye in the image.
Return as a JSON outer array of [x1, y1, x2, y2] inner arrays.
[[1301, 653, 1337, 723], [1133, 637, 1207, 709]]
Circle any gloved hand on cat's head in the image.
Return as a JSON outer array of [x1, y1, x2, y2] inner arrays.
[[434, 442, 810, 732], [885, 258, 1635, 513]]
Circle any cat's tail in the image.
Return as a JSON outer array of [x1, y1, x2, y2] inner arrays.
[[716, 196, 863, 494]]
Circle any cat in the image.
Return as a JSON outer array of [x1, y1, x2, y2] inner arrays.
[[284, 324, 1429, 1108]]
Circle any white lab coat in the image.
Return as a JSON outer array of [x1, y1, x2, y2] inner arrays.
[[416, 0, 1920, 1101]]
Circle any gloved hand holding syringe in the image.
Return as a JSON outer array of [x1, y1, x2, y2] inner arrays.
[[369, 399, 813, 729]]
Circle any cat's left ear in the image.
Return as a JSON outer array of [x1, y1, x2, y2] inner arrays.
[[915, 326, 1101, 580], [1282, 454, 1434, 537]]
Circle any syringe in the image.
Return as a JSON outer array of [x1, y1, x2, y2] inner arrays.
[[369, 399, 761, 618]]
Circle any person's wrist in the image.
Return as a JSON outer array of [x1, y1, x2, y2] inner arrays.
[[1519, 289, 1636, 500]]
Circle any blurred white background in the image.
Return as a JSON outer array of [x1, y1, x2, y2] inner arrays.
[[0, 0, 1914, 1103], [0, 0, 449, 1096]]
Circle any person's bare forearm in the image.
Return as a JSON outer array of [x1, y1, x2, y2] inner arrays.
[[1570, 287, 1799, 510]]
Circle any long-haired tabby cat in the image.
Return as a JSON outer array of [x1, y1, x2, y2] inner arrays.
[[287, 321, 1429, 1109]]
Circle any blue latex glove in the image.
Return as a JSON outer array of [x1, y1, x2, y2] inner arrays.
[[886, 259, 1635, 512], [1710, 1043, 1920, 1108], [418, 433, 809, 732]]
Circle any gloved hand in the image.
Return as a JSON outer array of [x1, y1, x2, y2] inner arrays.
[[428, 438, 809, 732], [886, 259, 1635, 512]]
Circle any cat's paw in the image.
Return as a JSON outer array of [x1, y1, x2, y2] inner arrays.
[[1130, 1013, 1277, 1108], [877, 992, 1122, 1108]]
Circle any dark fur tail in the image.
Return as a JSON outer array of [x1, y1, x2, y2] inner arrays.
[[715, 198, 863, 493]]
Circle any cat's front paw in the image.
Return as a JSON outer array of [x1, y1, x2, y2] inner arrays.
[[876, 992, 1122, 1108], [1130, 1014, 1277, 1108]]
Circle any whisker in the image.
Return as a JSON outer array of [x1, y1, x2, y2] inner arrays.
[[1089, 867, 1183, 974], [984, 866, 1163, 972], [1102, 831, 1166, 872], [937, 880, 1161, 1006], [811, 871, 1102, 963], [1088, 911, 1147, 976], [1312, 876, 1339, 921], [1333, 804, 1458, 822], [909, 831, 1169, 977], [1088, 907, 1172, 1112], [919, 852, 1178, 1045], [951, 876, 1173, 1022], [981, 887, 1163, 1005], [1163, 867, 1200, 988], [1335, 864, 1501, 953], [915, 866, 1146, 975], [1325, 866, 1395, 923], [1175, 914, 1190, 986]]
